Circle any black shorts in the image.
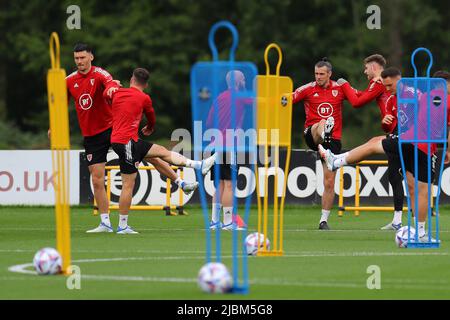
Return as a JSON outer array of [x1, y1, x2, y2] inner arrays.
[[381, 134, 399, 156], [303, 126, 342, 153], [382, 135, 436, 183], [83, 128, 112, 166], [401, 143, 437, 183], [211, 163, 241, 181], [210, 152, 238, 181], [112, 139, 153, 174]]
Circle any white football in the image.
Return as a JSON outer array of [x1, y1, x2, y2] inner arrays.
[[33, 247, 62, 275], [245, 232, 270, 255], [197, 262, 232, 294], [395, 226, 416, 248]]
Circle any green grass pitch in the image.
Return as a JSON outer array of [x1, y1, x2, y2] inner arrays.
[[1, 205, 449, 299]]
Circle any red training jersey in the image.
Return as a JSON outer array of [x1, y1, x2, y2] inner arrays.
[[447, 94, 450, 126], [66, 66, 116, 137], [292, 80, 347, 140], [110, 87, 155, 144], [205, 89, 253, 147], [382, 94, 398, 134], [399, 91, 449, 155], [341, 80, 390, 123]]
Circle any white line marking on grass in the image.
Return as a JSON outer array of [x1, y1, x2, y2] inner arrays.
[[9, 251, 450, 275], [284, 229, 450, 233], [3, 249, 449, 257], [9, 263, 37, 275], [7, 261, 198, 282], [6, 264, 450, 291], [73, 256, 206, 263], [82, 274, 196, 283], [0, 249, 208, 253], [283, 251, 450, 257]]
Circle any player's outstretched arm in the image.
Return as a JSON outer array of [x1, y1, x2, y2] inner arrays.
[[339, 78, 382, 108], [102, 80, 121, 103], [292, 83, 310, 103]]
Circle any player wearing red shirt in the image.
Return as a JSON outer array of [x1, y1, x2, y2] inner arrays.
[[60, 43, 119, 233], [110, 87, 155, 144], [338, 54, 405, 230], [205, 70, 250, 231], [433, 71, 450, 164], [292, 58, 354, 230], [319, 68, 450, 241], [63, 44, 187, 234], [109, 68, 216, 234], [339, 54, 390, 115], [66, 64, 115, 138]]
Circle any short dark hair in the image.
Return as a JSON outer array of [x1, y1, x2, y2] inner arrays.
[[433, 70, 450, 81], [364, 54, 386, 67], [73, 43, 93, 53], [381, 67, 401, 79], [315, 57, 332, 72], [132, 68, 150, 85]]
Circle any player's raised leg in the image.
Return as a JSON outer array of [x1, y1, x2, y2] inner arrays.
[[310, 117, 334, 145], [144, 144, 217, 175], [318, 136, 385, 171], [147, 157, 198, 195], [86, 163, 113, 233], [116, 172, 139, 234]]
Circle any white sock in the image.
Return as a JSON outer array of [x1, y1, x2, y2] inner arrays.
[[335, 152, 349, 159], [392, 211, 402, 225], [333, 155, 348, 168], [212, 203, 221, 223], [100, 213, 111, 226], [223, 207, 233, 225], [418, 222, 425, 237], [185, 159, 202, 170], [320, 209, 330, 223], [119, 214, 128, 229], [175, 177, 184, 188]]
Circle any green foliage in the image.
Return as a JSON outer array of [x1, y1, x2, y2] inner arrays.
[[0, 0, 448, 149]]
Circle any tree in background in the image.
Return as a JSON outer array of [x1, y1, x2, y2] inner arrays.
[[0, 0, 448, 149]]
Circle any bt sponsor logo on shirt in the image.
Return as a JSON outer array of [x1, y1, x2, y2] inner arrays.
[[317, 102, 334, 118], [79, 93, 93, 110]]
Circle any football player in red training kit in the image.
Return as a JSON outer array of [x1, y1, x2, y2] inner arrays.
[[292, 58, 357, 230], [433, 71, 450, 164], [320, 68, 450, 241], [108, 68, 216, 234], [338, 54, 405, 231], [206, 70, 251, 231], [63, 43, 197, 233]]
